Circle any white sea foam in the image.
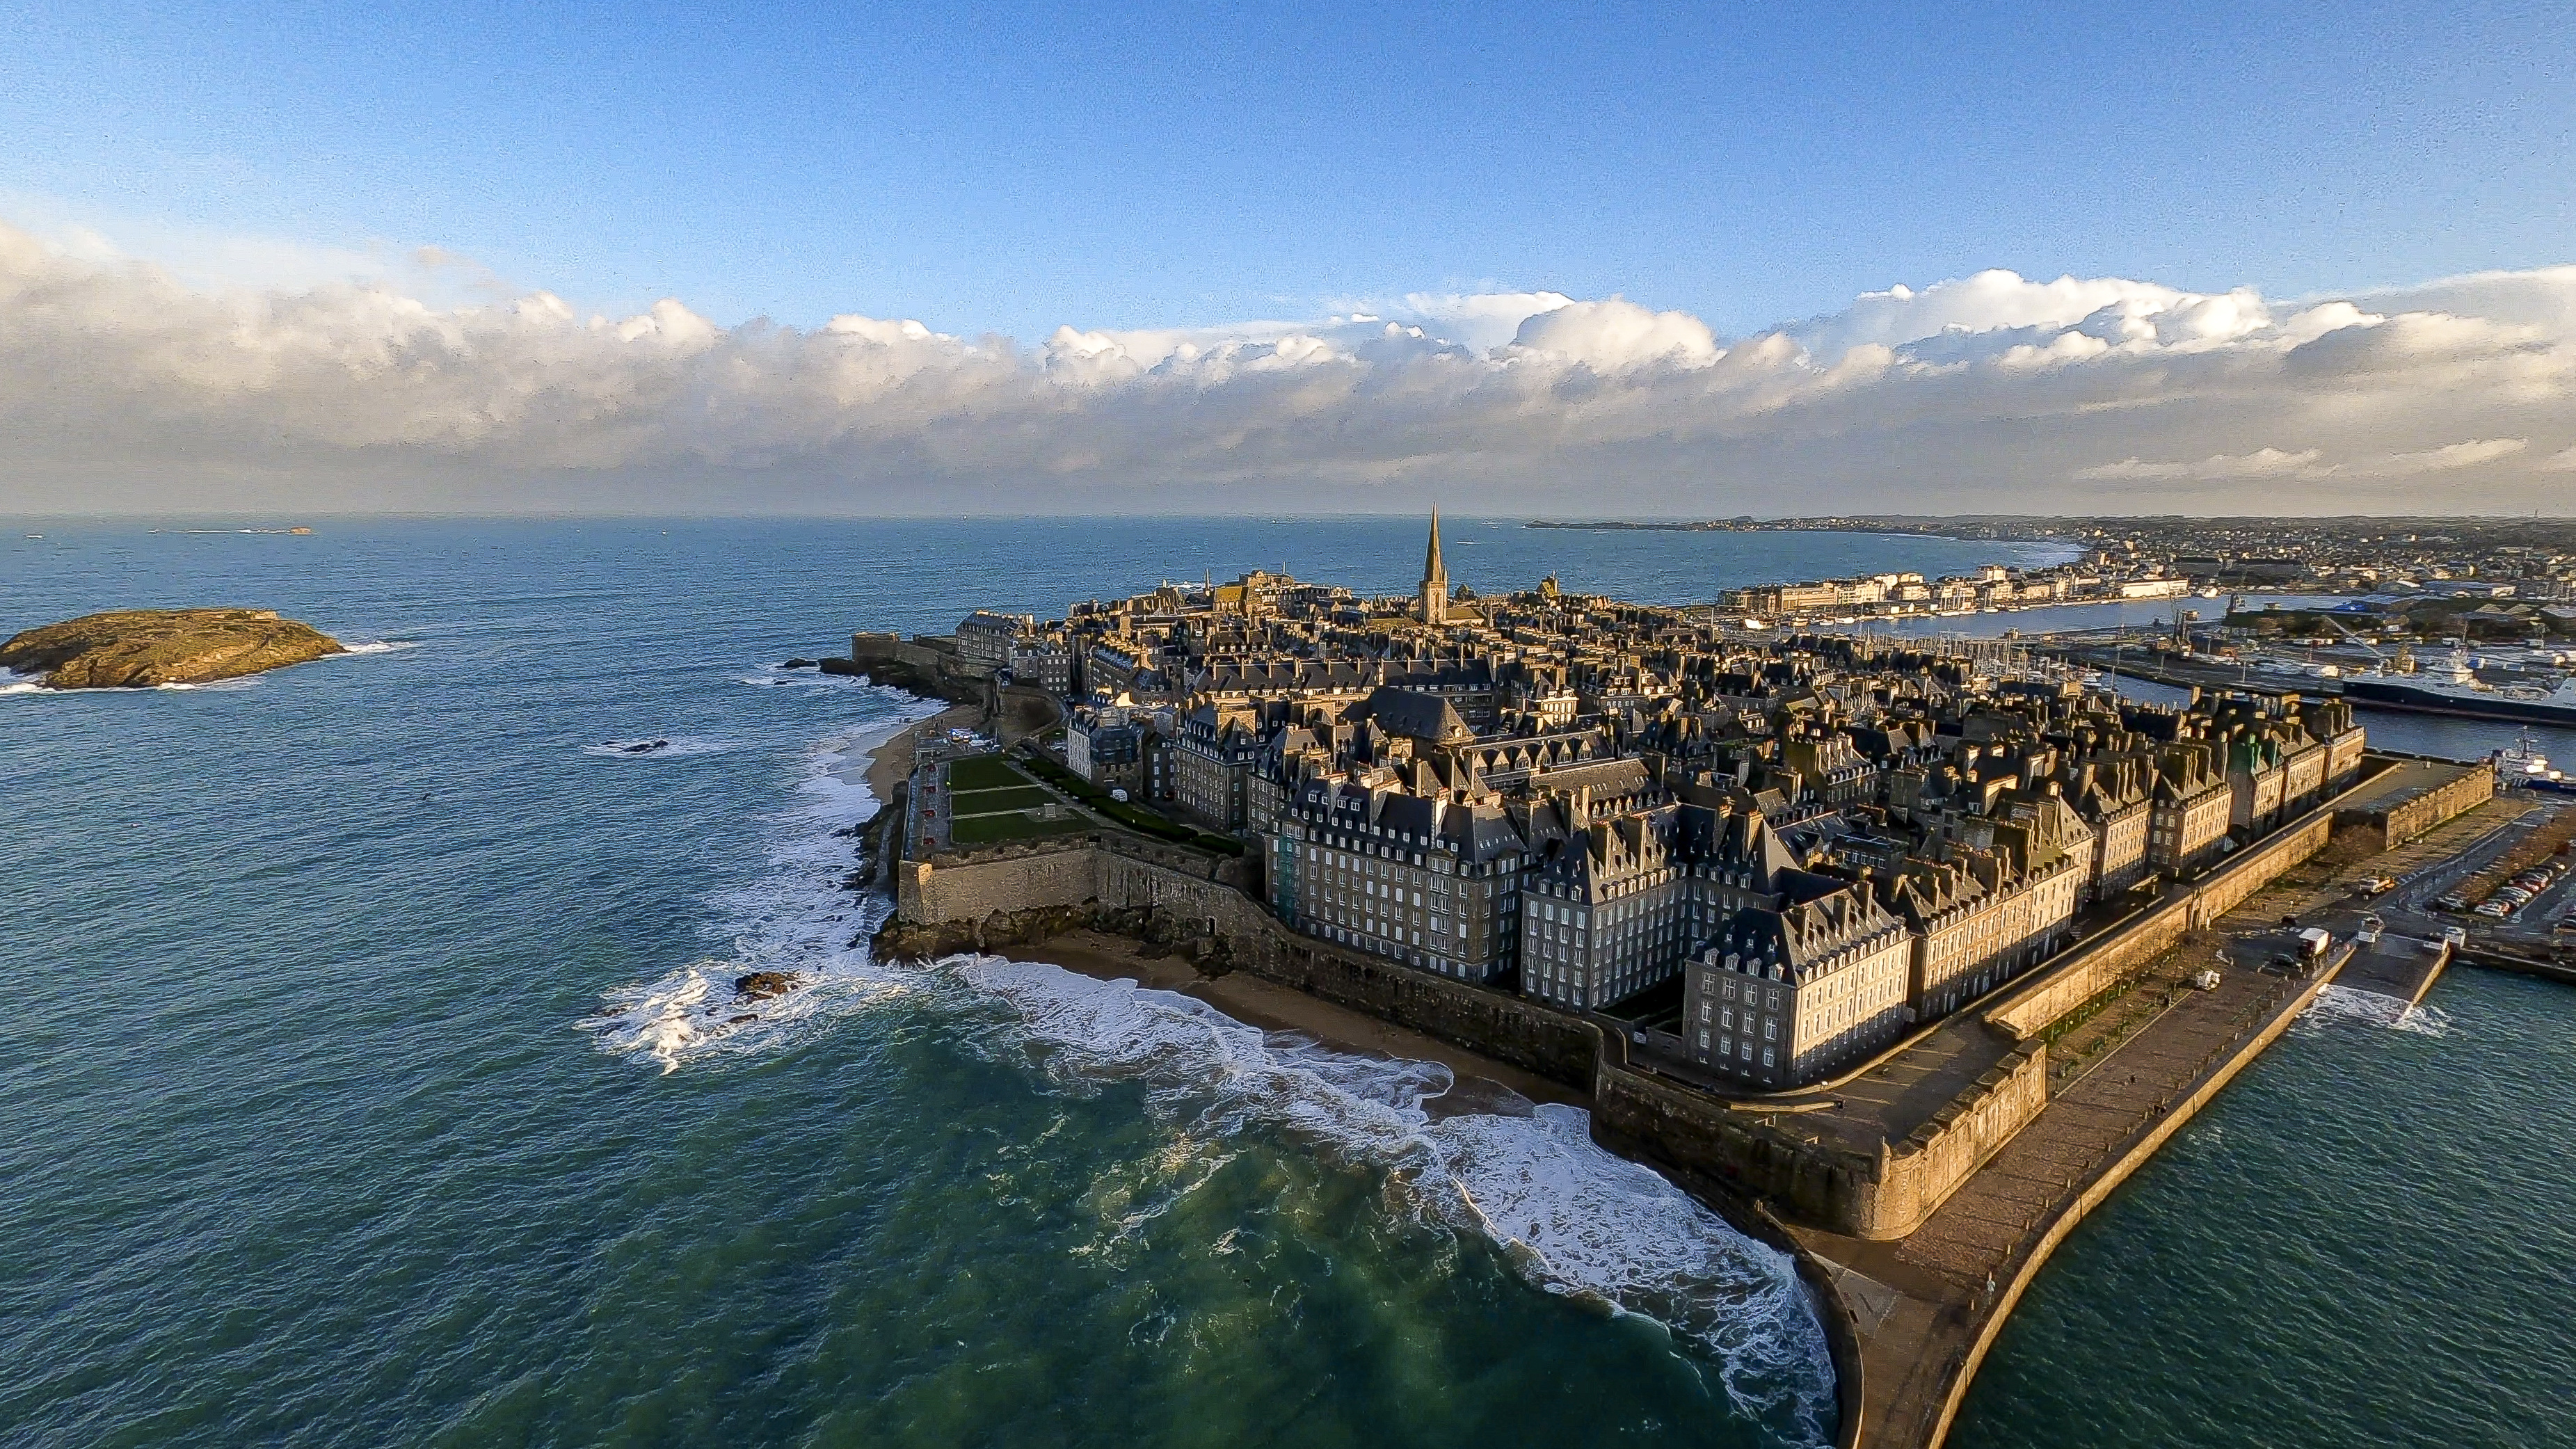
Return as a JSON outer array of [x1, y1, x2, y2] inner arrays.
[[581, 714, 936, 1072], [582, 736, 737, 760], [952, 956, 1836, 1441], [2299, 984, 2455, 1037], [734, 663, 878, 692], [335, 639, 418, 655], [586, 717, 1832, 1438]]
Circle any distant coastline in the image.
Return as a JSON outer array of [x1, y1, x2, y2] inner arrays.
[[1524, 517, 2071, 547]]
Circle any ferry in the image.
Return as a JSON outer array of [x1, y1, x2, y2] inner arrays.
[[2340, 649, 2576, 728]]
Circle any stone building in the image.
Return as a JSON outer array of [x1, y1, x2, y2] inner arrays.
[[1517, 799, 1695, 1011], [2149, 744, 2234, 873], [1685, 874, 1912, 1087], [956, 610, 1035, 671], [1265, 771, 1530, 980]]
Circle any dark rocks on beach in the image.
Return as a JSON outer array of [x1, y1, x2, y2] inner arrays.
[[869, 901, 1233, 974], [734, 971, 799, 1001], [1, 607, 344, 688], [781, 658, 819, 669]]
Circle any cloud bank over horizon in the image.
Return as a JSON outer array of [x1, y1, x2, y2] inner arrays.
[[3, 219, 2572, 516]]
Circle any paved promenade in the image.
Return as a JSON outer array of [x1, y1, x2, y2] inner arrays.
[[1798, 854, 2364, 1449]]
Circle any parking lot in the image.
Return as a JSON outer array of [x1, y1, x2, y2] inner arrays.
[[2381, 797, 2576, 950]]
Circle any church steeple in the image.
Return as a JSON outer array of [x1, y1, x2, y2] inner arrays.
[[1418, 508, 1449, 625]]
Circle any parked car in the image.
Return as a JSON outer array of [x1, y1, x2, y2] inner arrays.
[[2435, 892, 2472, 912], [2475, 902, 2511, 918], [2445, 926, 2470, 947], [2353, 875, 2396, 897]]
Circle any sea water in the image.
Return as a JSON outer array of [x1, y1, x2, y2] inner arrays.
[[8, 516, 2561, 1448]]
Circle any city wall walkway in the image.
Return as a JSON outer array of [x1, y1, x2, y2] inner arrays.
[[1803, 840, 2396, 1449]]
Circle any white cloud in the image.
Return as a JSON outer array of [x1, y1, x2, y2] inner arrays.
[[2350, 438, 2530, 475], [1506, 296, 1719, 370], [2074, 447, 2326, 481], [1, 218, 2573, 515]]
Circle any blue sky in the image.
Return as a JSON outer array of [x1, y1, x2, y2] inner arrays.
[[6, 0, 2569, 339]]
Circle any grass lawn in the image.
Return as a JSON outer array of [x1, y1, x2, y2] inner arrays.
[[949, 810, 1089, 846], [945, 755, 1028, 790], [947, 785, 1054, 812]]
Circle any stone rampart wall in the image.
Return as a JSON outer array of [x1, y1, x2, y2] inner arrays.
[[1985, 791, 2344, 1040], [1916, 952, 2348, 1449], [902, 833, 1597, 1085], [889, 768, 2374, 1243], [2360, 763, 2496, 849], [1866, 1038, 2050, 1241], [900, 838, 1100, 924], [1591, 1059, 1882, 1229]]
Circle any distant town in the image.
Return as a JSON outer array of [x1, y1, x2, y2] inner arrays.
[[1549, 515, 2576, 629]]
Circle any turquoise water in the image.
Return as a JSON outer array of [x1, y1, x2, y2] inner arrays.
[[1954, 975, 2576, 1448], [8, 518, 2077, 1449], [24, 518, 2557, 1449]]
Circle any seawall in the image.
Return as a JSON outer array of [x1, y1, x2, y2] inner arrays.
[[1910, 948, 2348, 1449]]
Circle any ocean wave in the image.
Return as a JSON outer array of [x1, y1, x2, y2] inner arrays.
[[335, 639, 418, 655], [582, 716, 1831, 1440], [579, 716, 933, 1072], [2298, 984, 2455, 1037], [734, 664, 873, 691], [952, 956, 1835, 1443], [3, 674, 256, 696], [581, 736, 737, 760]]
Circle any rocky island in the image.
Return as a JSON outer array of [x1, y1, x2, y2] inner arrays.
[[1, 608, 346, 689]]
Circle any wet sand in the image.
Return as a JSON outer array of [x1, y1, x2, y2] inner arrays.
[[1015, 928, 1592, 1119]]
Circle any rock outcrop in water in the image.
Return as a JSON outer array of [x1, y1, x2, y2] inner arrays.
[[1, 608, 345, 689], [733, 972, 800, 1001]]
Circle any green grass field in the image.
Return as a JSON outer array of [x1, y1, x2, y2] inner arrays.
[[949, 810, 1088, 846], [945, 755, 1028, 790], [947, 785, 1053, 813]]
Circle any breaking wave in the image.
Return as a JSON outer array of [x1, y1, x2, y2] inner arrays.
[[954, 957, 1837, 1443], [733, 663, 875, 691], [2299, 984, 2455, 1037], [336, 639, 418, 655], [580, 718, 929, 1071], [3, 674, 255, 696], [585, 717, 1832, 1441]]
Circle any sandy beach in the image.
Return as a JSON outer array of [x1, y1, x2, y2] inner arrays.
[[854, 698, 1589, 1118], [1015, 928, 1592, 1117], [861, 701, 983, 801]]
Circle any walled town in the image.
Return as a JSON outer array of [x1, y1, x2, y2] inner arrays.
[[854, 514, 2503, 1449], [881, 516, 2366, 1091]]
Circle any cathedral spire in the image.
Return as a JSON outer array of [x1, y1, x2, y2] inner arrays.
[[1419, 508, 1449, 625]]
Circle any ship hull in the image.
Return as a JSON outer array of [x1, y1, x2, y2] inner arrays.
[[2342, 678, 2576, 727]]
